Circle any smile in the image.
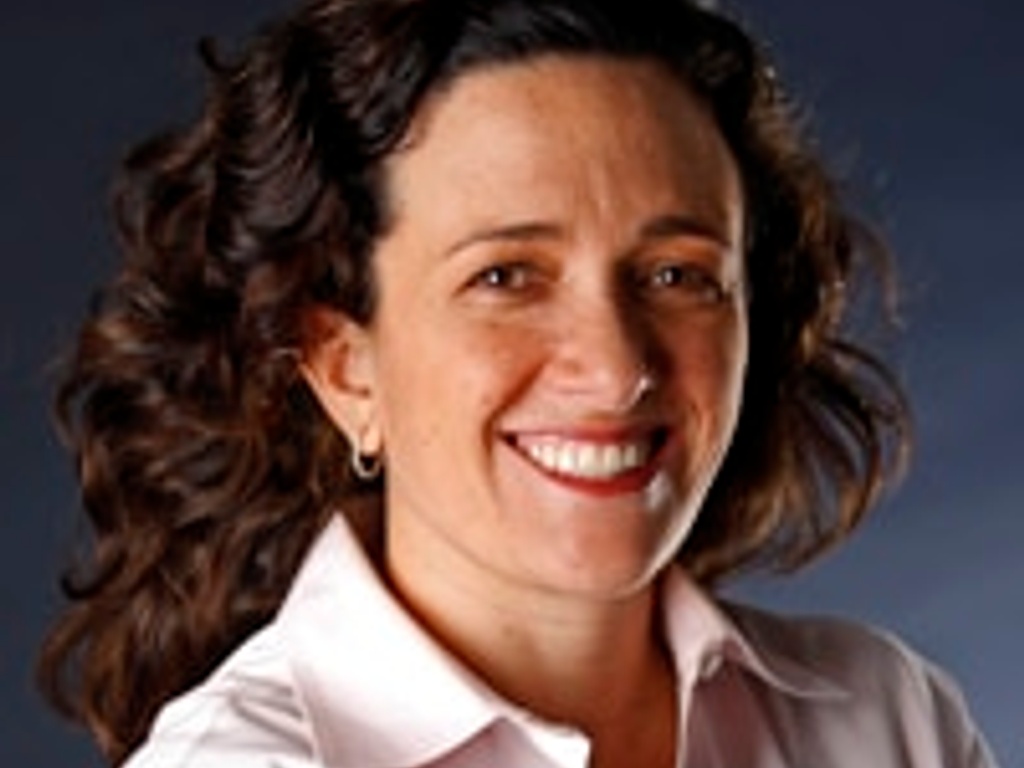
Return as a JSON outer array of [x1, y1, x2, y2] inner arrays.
[[511, 430, 667, 482]]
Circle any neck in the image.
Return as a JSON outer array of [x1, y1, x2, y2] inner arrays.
[[383, 530, 679, 767]]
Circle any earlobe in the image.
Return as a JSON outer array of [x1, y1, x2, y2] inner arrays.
[[299, 306, 379, 446]]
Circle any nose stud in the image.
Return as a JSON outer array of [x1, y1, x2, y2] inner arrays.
[[621, 369, 656, 412]]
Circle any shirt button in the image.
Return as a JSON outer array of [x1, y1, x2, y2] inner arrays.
[[698, 651, 723, 682]]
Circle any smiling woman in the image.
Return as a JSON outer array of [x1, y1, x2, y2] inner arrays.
[[316, 57, 750, 608], [37, 0, 997, 767]]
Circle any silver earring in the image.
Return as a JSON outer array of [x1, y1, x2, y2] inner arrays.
[[351, 449, 382, 481], [350, 429, 382, 481]]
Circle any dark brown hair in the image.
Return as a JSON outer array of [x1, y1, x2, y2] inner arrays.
[[39, 0, 909, 762]]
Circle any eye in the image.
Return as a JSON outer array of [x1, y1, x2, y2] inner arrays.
[[641, 261, 731, 306], [467, 261, 539, 294]]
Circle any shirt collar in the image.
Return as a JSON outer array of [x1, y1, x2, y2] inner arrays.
[[278, 515, 847, 768], [277, 515, 503, 767], [660, 568, 850, 701]]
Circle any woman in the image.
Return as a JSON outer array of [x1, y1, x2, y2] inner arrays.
[[39, 0, 997, 766]]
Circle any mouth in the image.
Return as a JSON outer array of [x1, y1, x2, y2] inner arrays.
[[506, 427, 670, 490]]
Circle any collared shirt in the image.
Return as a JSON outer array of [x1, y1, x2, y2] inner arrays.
[[125, 515, 998, 767]]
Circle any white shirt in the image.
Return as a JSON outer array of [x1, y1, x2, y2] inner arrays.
[[125, 515, 998, 767]]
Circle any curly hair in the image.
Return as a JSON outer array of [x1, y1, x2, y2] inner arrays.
[[38, 0, 910, 762]]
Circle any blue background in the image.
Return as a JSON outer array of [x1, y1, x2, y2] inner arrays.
[[2, 1, 1020, 764]]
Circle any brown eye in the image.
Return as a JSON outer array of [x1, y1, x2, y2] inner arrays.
[[466, 261, 545, 299], [473, 264, 528, 290], [644, 262, 729, 305]]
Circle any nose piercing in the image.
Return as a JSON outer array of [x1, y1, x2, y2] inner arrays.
[[623, 369, 656, 411]]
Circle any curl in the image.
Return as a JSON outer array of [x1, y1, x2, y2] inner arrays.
[[38, 16, 370, 761], [38, 0, 911, 761]]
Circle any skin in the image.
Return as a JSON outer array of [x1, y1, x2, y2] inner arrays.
[[303, 56, 747, 768]]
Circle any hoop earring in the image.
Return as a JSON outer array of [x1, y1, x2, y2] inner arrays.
[[351, 448, 382, 481], [350, 426, 383, 482]]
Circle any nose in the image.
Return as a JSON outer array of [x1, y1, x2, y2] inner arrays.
[[553, 288, 657, 414]]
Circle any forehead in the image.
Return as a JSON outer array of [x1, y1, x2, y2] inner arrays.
[[383, 55, 742, 243]]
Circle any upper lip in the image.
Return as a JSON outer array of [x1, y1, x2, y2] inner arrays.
[[503, 418, 668, 443]]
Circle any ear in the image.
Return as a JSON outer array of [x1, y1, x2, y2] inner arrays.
[[299, 306, 382, 454]]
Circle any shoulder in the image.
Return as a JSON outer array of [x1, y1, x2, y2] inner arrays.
[[123, 625, 319, 768], [727, 601, 955, 701], [723, 601, 997, 766]]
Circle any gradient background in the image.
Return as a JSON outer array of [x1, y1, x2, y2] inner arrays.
[[2, 1, 1020, 764]]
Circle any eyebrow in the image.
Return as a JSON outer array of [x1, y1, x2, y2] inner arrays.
[[445, 221, 564, 258], [638, 213, 735, 249], [445, 212, 735, 258]]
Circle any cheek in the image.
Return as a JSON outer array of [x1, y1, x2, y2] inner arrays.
[[710, 323, 749, 449], [664, 318, 748, 425], [672, 314, 745, 371], [455, 332, 552, 445], [715, 321, 749, 400], [375, 320, 546, 452]]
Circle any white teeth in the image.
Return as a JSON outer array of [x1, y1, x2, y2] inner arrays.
[[520, 437, 651, 480]]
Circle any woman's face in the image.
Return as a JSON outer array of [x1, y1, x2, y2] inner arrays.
[[319, 56, 747, 602]]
